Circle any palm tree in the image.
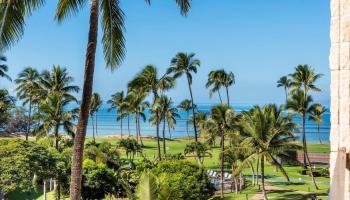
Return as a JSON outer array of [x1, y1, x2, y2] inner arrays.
[[277, 75, 291, 104], [89, 92, 102, 143], [289, 65, 323, 95], [209, 104, 233, 198], [159, 95, 179, 155], [15, 67, 39, 140], [165, 103, 179, 140], [309, 104, 326, 144], [124, 89, 149, 145], [0, 55, 11, 81], [222, 70, 235, 105], [238, 105, 301, 200], [118, 138, 142, 163], [177, 99, 195, 139], [206, 70, 224, 104], [107, 91, 126, 138], [184, 141, 211, 166], [286, 89, 319, 189], [128, 65, 174, 160], [136, 171, 171, 200], [61, 2, 192, 198], [168, 52, 200, 141]]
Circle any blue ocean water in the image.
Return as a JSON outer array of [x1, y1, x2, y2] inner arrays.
[[85, 104, 330, 143]]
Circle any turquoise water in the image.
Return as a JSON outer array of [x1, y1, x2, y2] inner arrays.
[[86, 104, 330, 143]]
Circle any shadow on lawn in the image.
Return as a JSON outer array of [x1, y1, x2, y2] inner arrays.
[[267, 189, 328, 200]]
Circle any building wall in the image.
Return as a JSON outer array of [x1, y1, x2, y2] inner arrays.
[[330, 0, 350, 199]]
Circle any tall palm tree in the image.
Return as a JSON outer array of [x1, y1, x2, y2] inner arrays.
[[168, 52, 200, 141], [125, 89, 149, 146], [165, 103, 179, 140], [89, 92, 102, 143], [159, 95, 179, 154], [15, 67, 39, 140], [309, 104, 326, 144], [107, 91, 126, 138], [57, 1, 190, 198], [277, 75, 291, 104], [128, 65, 174, 160], [177, 99, 195, 139], [222, 70, 235, 105], [209, 104, 233, 198], [206, 70, 224, 104], [286, 89, 319, 189], [237, 105, 301, 200], [184, 141, 211, 166], [289, 65, 323, 95], [0, 55, 11, 81]]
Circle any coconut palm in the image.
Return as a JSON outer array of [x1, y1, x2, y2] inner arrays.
[[89, 92, 102, 143], [107, 91, 126, 138], [237, 105, 301, 200], [222, 70, 235, 105], [38, 66, 79, 100], [128, 65, 174, 160], [159, 95, 179, 154], [118, 138, 142, 163], [124, 89, 149, 145], [209, 104, 234, 198], [206, 70, 224, 104], [277, 75, 291, 104], [165, 103, 179, 140], [177, 99, 195, 139], [0, 55, 11, 81], [309, 104, 326, 144], [286, 89, 319, 189], [168, 52, 200, 141], [56, 0, 191, 200], [289, 65, 323, 95], [15, 67, 40, 140], [184, 141, 211, 166]]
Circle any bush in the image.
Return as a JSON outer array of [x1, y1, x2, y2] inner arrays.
[[297, 167, 329, 177], [151, 160, 215, 200]]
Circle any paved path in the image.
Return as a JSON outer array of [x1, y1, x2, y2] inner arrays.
[[249, 185, 309, 200]]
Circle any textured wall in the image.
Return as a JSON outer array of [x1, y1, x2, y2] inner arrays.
[[330, 0, 350, 199]]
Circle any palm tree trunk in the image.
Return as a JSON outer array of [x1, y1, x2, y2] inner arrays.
[[317, 124, 322, 144], [256, 158, 259, 185], [225, 86, 230, 105], [91, 115, 95, 143], [186, 111, 189, 139], [186, 73, 197, 141], [217, 90, 223, 104], [302, 113, 307, 168], [284, 87, 288, 106], [261, 156, 267, 200], [135, 114, 139, 143], [95, 113, 98, 137], [138, 115, 143, 146], [127, 115, 130, 136], [70, 0, 99, 199], [26, 98, 32, 140], [54, 123, 61, 200], [168, 121, 172, 139], [162, 114, 166, 155], [120, 118, 123, 138], [220, 131, 224, 199], [249, 162, 255, 186], [156, 111, 161, 160]]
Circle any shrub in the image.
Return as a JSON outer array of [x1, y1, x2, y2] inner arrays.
[[151, 160, 215, 200]]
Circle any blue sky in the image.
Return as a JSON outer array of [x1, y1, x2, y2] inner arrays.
[[3, 0, 331, 106]]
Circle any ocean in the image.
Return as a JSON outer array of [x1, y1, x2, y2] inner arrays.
[[85, 104, 330, 143]]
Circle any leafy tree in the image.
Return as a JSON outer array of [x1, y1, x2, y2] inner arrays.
[[5, 107, 28, 134], [128, 65, 174, 160], [0, 89, 15, 133], [81, 159, 118, 200], [89, 92, 102, 143], [85, 141, 120, 170], [151, 160, 214, 200], [237, 105, 301, 200], [168, 52, 200, 141], [184, 142, 211, 166], [0, 139, 58, 198], [309, 104, 326, 144], [277, 75, 291, 104], [0, 55, 11, 81], [15, 67, 40, 140]]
